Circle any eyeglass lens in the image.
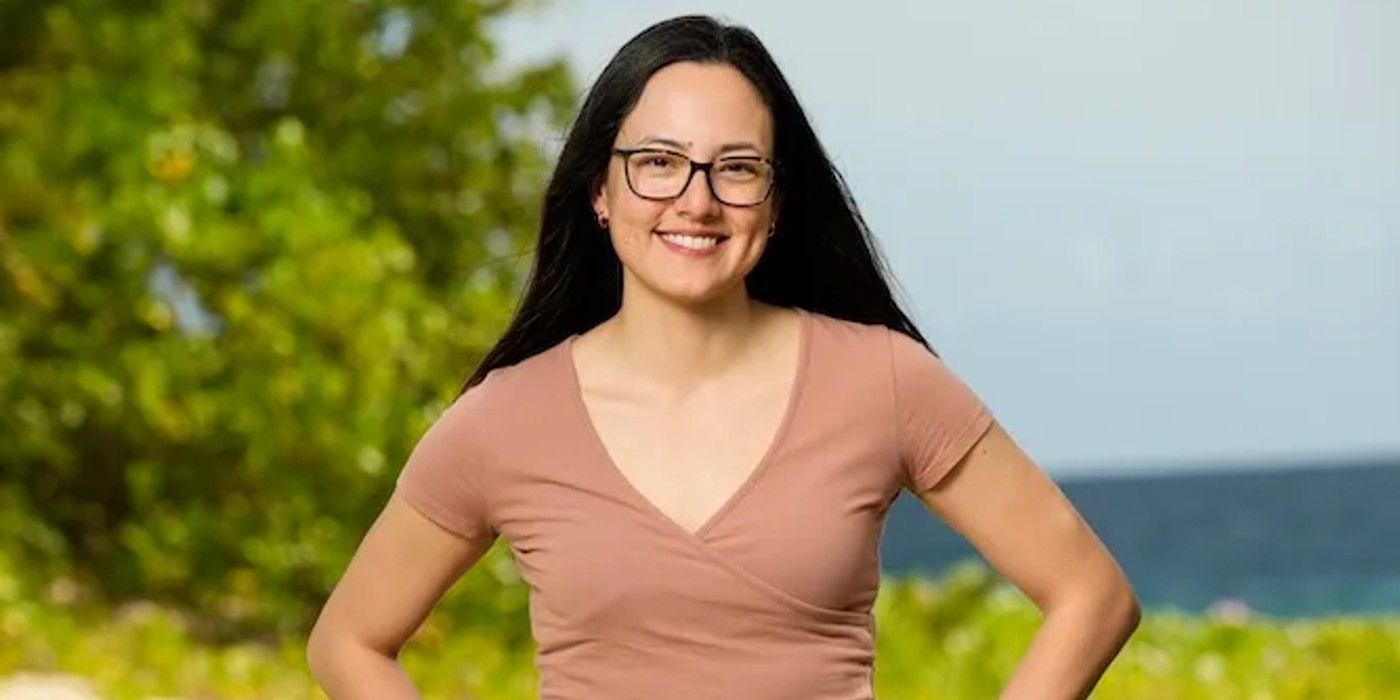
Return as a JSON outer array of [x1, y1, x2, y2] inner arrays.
[[624, 151, 773, 205]]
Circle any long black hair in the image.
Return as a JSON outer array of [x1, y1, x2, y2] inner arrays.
[[460, 14, 939, 395]]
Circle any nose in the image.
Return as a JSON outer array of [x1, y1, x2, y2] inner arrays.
[[673, 165, 721, 217]]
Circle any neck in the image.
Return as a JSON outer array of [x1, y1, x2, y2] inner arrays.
[[598, 288, 777, 397]]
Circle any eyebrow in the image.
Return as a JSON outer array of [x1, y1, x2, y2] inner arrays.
[[633, 135, 766, 157]]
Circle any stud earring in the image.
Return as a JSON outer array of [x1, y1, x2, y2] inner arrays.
[[596, 212, 609, 229]]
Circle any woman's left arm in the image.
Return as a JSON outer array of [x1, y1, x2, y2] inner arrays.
[[912, 419, 1141, 700]]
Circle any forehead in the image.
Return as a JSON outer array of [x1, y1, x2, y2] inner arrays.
[[618, 61, 773, 151]]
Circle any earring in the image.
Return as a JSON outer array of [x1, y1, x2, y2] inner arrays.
[[767, 222, 777, 237], [596, 212, 609, 229]]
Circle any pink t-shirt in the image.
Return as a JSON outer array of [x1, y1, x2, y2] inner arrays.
[[394, 307, 995, 699]]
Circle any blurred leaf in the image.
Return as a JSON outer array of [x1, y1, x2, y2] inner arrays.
[[0, 0, 573, 642]]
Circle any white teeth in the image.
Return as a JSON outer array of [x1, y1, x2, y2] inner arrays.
[[658, 233, 721, 250]]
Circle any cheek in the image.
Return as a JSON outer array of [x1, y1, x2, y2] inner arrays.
[[732, 212, 772, 239], [608, 213, 657, 258], [617, 202, 675, 244], [614, 232, 643, 259]]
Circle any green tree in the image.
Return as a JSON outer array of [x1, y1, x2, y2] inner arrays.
[[0, 0, 574, 642]]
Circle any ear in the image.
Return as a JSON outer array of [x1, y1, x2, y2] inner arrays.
[[589, 171, 608, 218]]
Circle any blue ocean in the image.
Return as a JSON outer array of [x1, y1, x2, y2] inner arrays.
[[879, 455, 1400, 619]]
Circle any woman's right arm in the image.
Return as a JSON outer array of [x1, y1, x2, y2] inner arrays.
[[306, 491, 497, 699]]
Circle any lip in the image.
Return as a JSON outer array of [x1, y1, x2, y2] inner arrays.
[[654, 229, 729, 239], [653, 229, 728, 257]]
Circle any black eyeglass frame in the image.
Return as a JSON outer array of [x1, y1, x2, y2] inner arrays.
[[610, 147, 780, 207]]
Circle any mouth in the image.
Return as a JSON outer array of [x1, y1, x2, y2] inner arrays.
[[653, 229, 729, 254]]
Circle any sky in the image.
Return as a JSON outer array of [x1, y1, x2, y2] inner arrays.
[[487, 0, 1399, 476]]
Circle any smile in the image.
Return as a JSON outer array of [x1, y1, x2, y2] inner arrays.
[[654, 231, 728, 256]]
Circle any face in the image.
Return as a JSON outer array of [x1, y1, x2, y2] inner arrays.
[[591, 61, 780, 305]]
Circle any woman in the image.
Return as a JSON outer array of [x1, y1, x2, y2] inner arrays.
[[308, 14, 1139, 700]]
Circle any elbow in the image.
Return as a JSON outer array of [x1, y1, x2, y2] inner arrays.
[[306, 617, 403, 681], [1105, 579, 1142, 636], [1119, 590, 1142, 633], [1095, 562, 1141, 632], [1050, 572, 1141, 634], [306, 617, 358, 684], [1115, 572, 1142, 618], [1061, 583, 1140, 645], [306, 622, 335, 682]]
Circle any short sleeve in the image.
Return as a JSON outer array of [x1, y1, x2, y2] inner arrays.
[[887, 327, 996, 493], [393, 395, 499, 545]]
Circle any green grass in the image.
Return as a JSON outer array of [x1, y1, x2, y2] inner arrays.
[[3, 561, 1397, 699]]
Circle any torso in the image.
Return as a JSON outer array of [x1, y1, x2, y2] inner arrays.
[[394, 306, 997, 697], [566, 304, 806, 535]]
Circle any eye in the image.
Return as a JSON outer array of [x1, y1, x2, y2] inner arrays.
[[632, 151, 684, 171], [716, 159, 763, 179]]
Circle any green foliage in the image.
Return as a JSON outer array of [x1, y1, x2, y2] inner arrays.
[[0, 0, 574, 640], [3, 562, 1397, 698], [871, 563, 1400, 698]]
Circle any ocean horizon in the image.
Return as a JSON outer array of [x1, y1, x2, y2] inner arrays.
[[880, 454, 1400, 619]]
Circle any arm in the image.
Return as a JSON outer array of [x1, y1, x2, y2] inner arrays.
[[306, 492, 497, 699], [911, 420, 1140, 700]]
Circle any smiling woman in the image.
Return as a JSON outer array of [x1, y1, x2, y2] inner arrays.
[[308, 13, 1139, 700], [589, 58, 783, 299]]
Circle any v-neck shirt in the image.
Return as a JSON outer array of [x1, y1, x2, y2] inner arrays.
[[393, 307, 996, 700], [561, 306, 812, 540]]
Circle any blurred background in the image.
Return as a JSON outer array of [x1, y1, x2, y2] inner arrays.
[[1, 0, 1396, 697]]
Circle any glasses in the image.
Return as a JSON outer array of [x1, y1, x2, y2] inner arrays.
[[611, 147, 778, 207]]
